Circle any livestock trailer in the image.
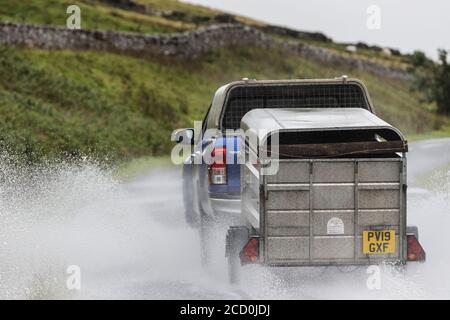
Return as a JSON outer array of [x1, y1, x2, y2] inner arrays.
[[226, 107, 425, 282]]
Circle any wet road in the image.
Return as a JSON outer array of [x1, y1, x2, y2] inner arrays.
[[1, 138, 450, 299], [80, 138, 450, 299], [408, 138, 450, 186]]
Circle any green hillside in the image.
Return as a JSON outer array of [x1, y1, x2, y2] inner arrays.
[[0, 0, 259, 33], [0, 0, 448, 162]]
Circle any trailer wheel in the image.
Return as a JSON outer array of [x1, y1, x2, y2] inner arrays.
[[227, 249, 240, 285], [226, 227, 249, 284]]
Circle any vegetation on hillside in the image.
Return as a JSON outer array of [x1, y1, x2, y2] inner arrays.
[[410, 49, 450, 115], [0, 0, 262, 33], [0, 0, 449, 162], [0, 0, 413, 69], [1, 44, 446, 162]]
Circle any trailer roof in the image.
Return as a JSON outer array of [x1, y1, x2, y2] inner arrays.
[[240, 108, 405, 147]]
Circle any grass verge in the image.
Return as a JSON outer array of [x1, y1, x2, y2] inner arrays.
[[407, 127, 450, 142]]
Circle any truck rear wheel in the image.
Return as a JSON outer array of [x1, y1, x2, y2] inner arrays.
[[199, 212, 213, 267], [182, 176, 201, 229]]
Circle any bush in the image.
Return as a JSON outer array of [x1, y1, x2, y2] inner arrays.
[[411, 49, 450, 114]]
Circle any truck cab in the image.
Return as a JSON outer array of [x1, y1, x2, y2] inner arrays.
[[178, 77, 376, 228]]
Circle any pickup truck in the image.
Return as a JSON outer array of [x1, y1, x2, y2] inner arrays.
[[174, 77, 425, 278]]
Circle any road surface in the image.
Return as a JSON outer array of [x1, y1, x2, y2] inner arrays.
[[1, 138, 450, 299]]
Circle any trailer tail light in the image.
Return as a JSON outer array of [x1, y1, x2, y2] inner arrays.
[[407, 234, 426, 262], [208, 147, 227, 185], [240, 237, 259, 264]]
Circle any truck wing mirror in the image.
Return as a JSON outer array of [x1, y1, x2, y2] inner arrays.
[[172, 128, 195, 145]]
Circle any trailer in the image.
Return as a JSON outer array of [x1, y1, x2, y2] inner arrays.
[[226, 107, 425, 283]]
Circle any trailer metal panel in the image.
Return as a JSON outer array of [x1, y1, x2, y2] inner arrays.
[[240, 107, 407, 266]]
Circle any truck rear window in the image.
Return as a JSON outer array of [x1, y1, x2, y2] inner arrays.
[[221, 83, 369, 129]]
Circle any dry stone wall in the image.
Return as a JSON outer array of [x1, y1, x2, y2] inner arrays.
[[0, 22, 411, 80]]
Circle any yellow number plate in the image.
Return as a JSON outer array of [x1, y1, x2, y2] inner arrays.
[[363, 230, 396, 254]]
